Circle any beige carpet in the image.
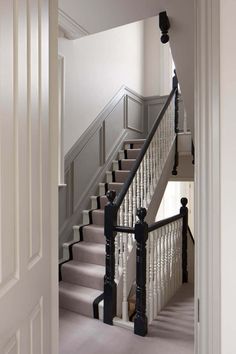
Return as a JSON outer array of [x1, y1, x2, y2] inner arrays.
[[59, 283, 194, 354]]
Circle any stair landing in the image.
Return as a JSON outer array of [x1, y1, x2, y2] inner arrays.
[[59, 284, 194, 354]]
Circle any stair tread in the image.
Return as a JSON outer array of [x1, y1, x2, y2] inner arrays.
[[92, 209, 104, 215], [83, 224, 104, 231], [120, 158, 136, 162], [124, 139, 145, 144], [125, 148, 141, 152], [61, 260, 105, 290], [114, 170, 130, 173], [73, 241, 105, 266]]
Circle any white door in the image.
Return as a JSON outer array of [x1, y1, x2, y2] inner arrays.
[[0, 1, 58, 353]]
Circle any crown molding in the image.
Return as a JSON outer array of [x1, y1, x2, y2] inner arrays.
[[58, 9, 89, 40]]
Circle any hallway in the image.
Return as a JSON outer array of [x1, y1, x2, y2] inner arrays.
[[59, 283, 194, 354]]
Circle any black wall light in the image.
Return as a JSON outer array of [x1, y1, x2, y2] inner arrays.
[[159, 11, 170, 44]]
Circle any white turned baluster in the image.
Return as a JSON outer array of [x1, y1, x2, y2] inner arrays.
[[157, 128, 161, 180], [136, 166, 141, 210], [149, 142, 153, 197], [174, 222, 178, 293], [146, 236, 150, 321], [179, 219, 183, 287], [177, 221, 182, 288], [119, 206, 123, 271], [164, 226, 168, 304], [157, 230, 161, 314], [168, 224, 172, 302], [146, 147, 150, 205], [153, 230, 158, 318], [132, 176, 137, 226], [153, 132, 157, 187], [122, 195, 129, 322], [140, 161, 144, 207], [143, 155, 147, 208], [164, 226, 168, 305], [149, 232, 154, 322], [170, 223, 174, 298], [115, 211, 120, 280], [128, 187, 133, 249], [161, 227, 165, 308]]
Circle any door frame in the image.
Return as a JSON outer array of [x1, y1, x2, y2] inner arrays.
[[49, 0, 59, 353], [195, 0, 221, 353], [50, 0, 222, 352]]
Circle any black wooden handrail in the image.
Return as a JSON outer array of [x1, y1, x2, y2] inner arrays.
[[115, 85, 177, 209], [114, 226, 135, 234], [114, 214, 183, 235], [148, 213, 182, 232]]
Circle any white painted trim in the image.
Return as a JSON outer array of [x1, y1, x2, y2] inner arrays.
[[49, 1, 59, 353], [195, 0, 221, 353], [58, 8, 89, 40], [58, 54, 65, 185]]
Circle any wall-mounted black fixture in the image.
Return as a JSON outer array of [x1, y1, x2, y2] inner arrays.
[[159, 11, 170, 44]]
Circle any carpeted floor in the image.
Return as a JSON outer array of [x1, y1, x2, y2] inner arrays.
[[59, 283, 194, 354]]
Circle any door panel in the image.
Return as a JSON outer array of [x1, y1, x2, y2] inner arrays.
[[0, 0, 57, 352]]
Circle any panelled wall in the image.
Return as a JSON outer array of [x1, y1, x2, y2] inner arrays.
[[59, 88, 184, 258], [0, 0, 56, 353]]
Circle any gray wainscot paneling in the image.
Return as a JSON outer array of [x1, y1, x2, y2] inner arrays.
[[59, 86, 183, 258]]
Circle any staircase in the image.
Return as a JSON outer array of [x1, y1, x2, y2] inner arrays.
[[59, 139, 145, 318], [59, 72, 194, 337]]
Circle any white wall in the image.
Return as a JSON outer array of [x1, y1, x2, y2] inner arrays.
[[59, 0, 194, 136], [59, 21, 145, 155], [59, 17, 174, 155], [220, 0, 236, 352], [156, 181, 194, 233]]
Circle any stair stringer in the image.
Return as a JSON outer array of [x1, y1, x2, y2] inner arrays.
[[115, 141, 176, 323]]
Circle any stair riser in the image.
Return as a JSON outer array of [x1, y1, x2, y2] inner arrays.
[[121, 160, 135, 170], [108, 183, 123, 193], [99, 196, 108, 210], [59, 292, 94, 318], [126, 149, 140, 159], [83, 228, 105, 244], [73, 247, 105, 266], [114, 171, 130, 183], [92, 211, 104, 226], [124, 142, 144, 149], [61, 266, 104, 291]]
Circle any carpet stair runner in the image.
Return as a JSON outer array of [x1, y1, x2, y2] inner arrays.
[[59, 139, 145, 319]]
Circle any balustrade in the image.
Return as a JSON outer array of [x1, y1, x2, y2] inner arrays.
[[104, 73, 182, 329]]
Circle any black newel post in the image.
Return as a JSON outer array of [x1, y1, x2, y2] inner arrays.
[[104, 190, 117, 325], [134, 207, 148, 337], [180, 198, 188, 283], [172, 70, 179, 176]]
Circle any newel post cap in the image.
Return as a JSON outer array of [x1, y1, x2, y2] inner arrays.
[[136, 207, 147, 223], [181, 197, 188, 208]]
